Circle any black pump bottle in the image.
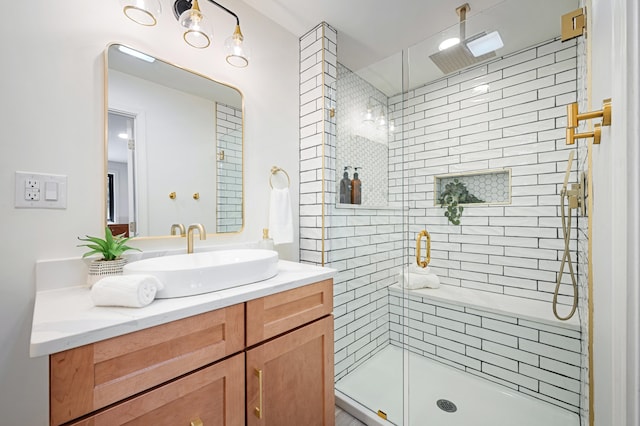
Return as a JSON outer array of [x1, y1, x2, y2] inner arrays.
[[339, 166, 351, 203]]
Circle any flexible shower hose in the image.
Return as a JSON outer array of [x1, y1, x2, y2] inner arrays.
[[553, 189, 578, 321]]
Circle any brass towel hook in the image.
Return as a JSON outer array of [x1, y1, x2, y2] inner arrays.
[[416, 230, 431, 268], [565, 98, 611, 145]]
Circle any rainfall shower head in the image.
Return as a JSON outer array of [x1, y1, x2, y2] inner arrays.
[[429, 3, 501, 75], [429, 32, 496, 74]]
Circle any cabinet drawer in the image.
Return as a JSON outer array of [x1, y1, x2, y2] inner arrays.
[[68, 353, 245, 426], [246, 279, 333, 347], [50, 304, 244, 425]]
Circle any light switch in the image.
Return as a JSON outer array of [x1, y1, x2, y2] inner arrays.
[[45, 181, 58, 201]]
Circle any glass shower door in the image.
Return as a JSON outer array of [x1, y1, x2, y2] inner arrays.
[[331, 47, 410, 425]]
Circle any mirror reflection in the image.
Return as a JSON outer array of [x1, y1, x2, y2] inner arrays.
[[106, 44, 243, 238]]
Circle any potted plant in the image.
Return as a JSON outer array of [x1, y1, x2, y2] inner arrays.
[[78, 226, 140, 285], [437, 178, 484, 225]]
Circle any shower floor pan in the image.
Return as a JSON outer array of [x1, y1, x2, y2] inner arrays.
[[335, 345, 579, 426]]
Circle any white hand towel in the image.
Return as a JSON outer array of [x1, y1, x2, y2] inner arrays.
[[91, 274, 164, 308], [398, 266, 441, 289], [268, 187, 294, 245]]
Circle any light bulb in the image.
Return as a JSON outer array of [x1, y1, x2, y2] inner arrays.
[[224, 26, 250, 67], [179, 0, 212, 49]]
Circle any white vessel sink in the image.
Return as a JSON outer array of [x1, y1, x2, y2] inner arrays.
[[123, 249, 279, 298]]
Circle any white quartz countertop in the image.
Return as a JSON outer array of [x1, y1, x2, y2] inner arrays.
[[30, 260, 335, 358]]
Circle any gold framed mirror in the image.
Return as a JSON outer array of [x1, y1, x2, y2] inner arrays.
[[105, 43, 244, 238]]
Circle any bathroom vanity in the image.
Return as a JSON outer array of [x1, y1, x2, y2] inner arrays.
[[31, 260, 335, 426]]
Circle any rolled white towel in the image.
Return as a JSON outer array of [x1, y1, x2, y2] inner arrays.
[[398, 267, 441, 289], [91, 275, 164, 308]]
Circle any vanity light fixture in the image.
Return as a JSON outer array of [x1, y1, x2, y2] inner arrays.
[[363, 105, 375, 123], [119, 0, 250, 67]]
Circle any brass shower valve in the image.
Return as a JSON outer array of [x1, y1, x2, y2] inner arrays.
[[565, 98, 611, 145]]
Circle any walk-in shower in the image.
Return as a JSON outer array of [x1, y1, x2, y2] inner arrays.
[[299, 0, 588, 424]]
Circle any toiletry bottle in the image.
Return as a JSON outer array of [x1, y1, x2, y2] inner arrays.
[[258, 228, 275, 250], [339, 166, 352, 204], [351, 167, 362, 204]]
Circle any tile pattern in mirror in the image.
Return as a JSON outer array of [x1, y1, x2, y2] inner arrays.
[[216, 103, 243, 233]]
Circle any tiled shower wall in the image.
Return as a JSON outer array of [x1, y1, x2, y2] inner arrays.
[[215, 103, 242, 232], [299, 23, 404, 381], [388, 38, 580, 307]]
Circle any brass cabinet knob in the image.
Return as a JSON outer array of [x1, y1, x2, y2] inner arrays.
[[190, 418, 203, 426]]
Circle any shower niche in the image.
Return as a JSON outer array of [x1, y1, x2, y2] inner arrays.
[[434, 168, 512, 206]]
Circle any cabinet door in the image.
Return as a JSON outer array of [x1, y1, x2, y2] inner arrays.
[[246, 315, 335, 426], [69, 353, 245, 426]]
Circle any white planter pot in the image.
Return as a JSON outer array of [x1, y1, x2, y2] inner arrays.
[[87, 258, 127, 286]]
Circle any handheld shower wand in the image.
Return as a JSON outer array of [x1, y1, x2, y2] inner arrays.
[[553, 151, 579, 321]]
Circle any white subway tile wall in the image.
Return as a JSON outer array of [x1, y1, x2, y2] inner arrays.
[[216, 103, 242, 232], [388, 38, 579, 308]]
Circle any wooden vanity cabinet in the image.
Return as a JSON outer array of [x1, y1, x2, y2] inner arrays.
[[49, 279, 334, 426]]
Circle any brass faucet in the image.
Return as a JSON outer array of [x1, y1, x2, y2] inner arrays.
[[170, 223, 186, 237], [187, 223, 206, 254]]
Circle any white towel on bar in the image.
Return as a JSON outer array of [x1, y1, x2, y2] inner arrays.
[[268, 187, 294, 245], [91, 274, 164, 308]]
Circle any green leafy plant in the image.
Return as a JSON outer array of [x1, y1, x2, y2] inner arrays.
[[437, 178, 484, 225], [77, 226, 140, 261]]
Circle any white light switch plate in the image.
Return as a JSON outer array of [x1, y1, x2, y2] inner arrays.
[[15, 171, 67, 209]]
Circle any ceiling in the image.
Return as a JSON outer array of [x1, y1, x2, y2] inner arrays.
[[240, 0, 578, 95]]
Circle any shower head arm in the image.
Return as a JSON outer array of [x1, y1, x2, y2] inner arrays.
[[456, 3, 470, 39]]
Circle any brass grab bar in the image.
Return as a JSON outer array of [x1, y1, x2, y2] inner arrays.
[[416, 230, 431, 268]]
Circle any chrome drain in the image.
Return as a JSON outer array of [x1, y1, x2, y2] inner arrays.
[[436, 399, 457, 413]]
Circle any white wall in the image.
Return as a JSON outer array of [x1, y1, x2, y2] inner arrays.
[[0, 1, 299, 424]]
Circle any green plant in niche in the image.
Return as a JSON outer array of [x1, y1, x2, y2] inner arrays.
[[437, 178, 484, 225], [77, 226, 140, 261]]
